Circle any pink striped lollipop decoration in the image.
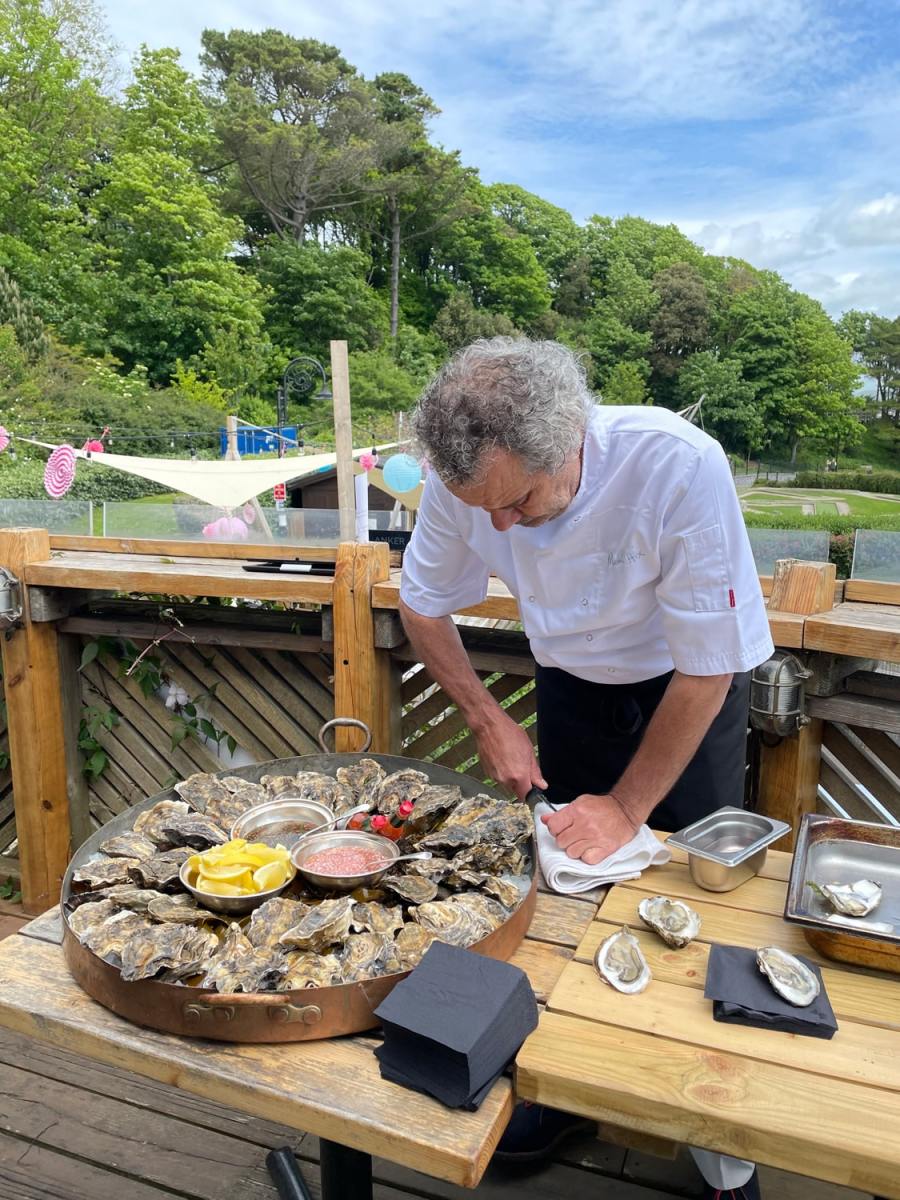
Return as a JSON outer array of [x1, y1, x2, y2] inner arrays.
[[44, 444, 77, 498], [0, 427, 9, 453]]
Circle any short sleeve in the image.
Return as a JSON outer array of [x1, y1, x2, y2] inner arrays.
[[400, 476, 490, 618], [656, 443, 774, 675]]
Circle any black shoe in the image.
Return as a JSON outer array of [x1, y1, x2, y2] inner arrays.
[[493, 1101, 593, 1164], [701, 1166, 761, 1200]]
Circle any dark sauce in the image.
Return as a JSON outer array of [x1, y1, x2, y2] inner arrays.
[[251, 820, 316, 849]]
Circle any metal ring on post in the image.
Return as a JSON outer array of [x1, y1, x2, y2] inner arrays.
[[317, 718, 372, 754]]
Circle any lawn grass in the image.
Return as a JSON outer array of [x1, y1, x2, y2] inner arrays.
[[740, 487, 900, 519]]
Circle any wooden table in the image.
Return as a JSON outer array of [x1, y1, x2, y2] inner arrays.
[[516, 844, 900, 1199], [0, 888, 597, 1199]]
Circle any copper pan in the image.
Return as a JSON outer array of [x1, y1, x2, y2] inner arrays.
[[61, 721, 538, 1042]]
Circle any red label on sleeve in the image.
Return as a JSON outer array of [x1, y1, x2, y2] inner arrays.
[[729, 588, 736, 608]]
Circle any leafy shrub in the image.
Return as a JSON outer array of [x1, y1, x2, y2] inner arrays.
[[793, 471, 900, 493]]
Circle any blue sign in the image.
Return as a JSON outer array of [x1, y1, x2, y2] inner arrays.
[[218, 426, 299, 456]]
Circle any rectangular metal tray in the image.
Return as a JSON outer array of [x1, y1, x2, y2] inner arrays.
[[666, 806, 790, 865], [784, 813, 900, 971]]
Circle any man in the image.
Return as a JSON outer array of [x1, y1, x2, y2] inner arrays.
[[398, 337, 773, 1200]]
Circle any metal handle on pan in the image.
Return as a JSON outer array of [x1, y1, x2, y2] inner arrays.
[[317, 717, 372, 753], [184, 995, 323, 1026]]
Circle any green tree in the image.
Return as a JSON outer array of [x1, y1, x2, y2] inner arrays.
[[0, 267, 49, 359], [675, 352, 764, 454], [601, 360, 650, 406], [650, 262, 711, 390], [486, 184, 581, 291], [836, 309, 900, 411], [432, 290, 517, 351]]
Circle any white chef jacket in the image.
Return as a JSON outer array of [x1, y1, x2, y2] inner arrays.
[[400, 405, 773, 684]]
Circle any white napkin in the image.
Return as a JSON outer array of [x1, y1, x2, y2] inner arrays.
[[534, 801, 671, 895]]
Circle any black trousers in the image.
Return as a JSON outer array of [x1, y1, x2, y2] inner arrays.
[[535, 666, 751, 833]]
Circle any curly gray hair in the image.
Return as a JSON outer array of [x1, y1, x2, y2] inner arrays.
[[411, 337, 594, 485]]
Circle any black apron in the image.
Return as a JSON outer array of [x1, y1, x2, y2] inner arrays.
[[535, 666, 751, 832]]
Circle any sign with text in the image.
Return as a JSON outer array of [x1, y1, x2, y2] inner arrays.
[[273, 482, 286, 502]]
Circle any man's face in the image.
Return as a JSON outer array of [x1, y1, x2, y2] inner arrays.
[[447, 448, 582, 532]]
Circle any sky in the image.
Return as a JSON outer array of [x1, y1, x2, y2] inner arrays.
[[102, 0, 900, 318]]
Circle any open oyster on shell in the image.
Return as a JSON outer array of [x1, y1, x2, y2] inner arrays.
[[756, 946, 820, 1007], [595, 926, 651, 994], [637, 895, 700, 949], [807, 879, 882, 918]]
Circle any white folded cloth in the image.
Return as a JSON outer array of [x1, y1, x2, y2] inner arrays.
[[534, 801, 671, 894]]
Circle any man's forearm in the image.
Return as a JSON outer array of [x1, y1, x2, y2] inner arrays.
[[610, 671, 733, 824], [398, 600, 504, 731]]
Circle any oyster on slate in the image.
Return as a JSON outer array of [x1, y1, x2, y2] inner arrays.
[[159, 813, 228, 850], [277, 950, 342, 991], [372, 768, 430, 818], [340, 932, 400, 982], [336, 758, 386, 808], [756, 946, 819, 1007], [129, 848, 192, 891], [412, 899, 484, 947], [807, 879, 882, 918], [247, 897, 311, 949], [147, 894, 224, 925], [134, 799, 192, 845], [379, 873, 438, 905], [394, 922, 435, 970], [279, 897, 355, 953], [351, 901, 404, 937], [120, 923, 219, 983], [73, 857, 142, 890], [595, 926, 651, 994], [99, 833, 158, 861], [637, 896, 701, 949], [200, 922, 274, 992], [82, 910, 153, 968]]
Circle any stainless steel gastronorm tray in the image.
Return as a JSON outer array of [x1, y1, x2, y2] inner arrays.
[[666, 806, 790, 865]]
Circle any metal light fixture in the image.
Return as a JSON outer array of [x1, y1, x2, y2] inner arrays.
[[276, 356, 331, 458], [749, 651, 812, 737]]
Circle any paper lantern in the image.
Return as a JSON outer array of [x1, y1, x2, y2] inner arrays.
[[0, 427, 9, 453], [202, 515, 249, 541], [44, 444, 76, 498], [382, 453, 422, 493]]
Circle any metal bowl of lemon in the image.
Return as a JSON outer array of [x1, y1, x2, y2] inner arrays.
[[179, 838, 297, 916]]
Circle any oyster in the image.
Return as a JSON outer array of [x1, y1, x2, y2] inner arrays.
[[412, 899, 484, 947], [444, 867, 520, 909], [351, 901, 405, 937], [159, 813, 228, 850], [756, 946, 820, 1007], [291, 771, 352, 813], [276, 950, 342, 990], [73, 857, 141, 889], [82, 909, 153, 968], [394, 922, 435, 969], [260, 774, 306, 798], [129, 847, 192, 890], [207, 779, 268, 829], [90, 885, 166, 913], [279, 897, 355, 952], [340, 932, 401, 982], [447, 892, 506, 935], [452, 843, 526, 875], [380, 873, 438, 905], [637, 896, 701, 949], [807, 879, 882, 918], [402, 855, 454, 881], [120, 923, 219, 982], [200, 922, 274, 992], [147, 894, 224, 925], [418, 797, 532, 851], [134, 799, 192, 845], [595, 926, 651, 994], [247, 897, 311, 949], [401, 785, 463, 836], [99, 833, 158, 861], [336, 758, 386, 807], [68, 898, 121, 938], [372, 768, 430, 818]]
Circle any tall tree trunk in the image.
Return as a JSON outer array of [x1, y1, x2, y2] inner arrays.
[[389, 197, 400, 342], [790, 438, 799, 464]]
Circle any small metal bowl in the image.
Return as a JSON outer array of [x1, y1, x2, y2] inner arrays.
[[291, 830, 400, 894], [666, 806, 791, 892], [230, 798, 333, 851], [178, 858, 297, 916]]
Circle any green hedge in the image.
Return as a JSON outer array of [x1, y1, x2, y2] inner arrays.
[[743, 511, 900, 578], [0, 454, 168, 501], [792, 471, 900, 494]]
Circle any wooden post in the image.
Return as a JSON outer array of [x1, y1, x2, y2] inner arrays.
[[758, 558, 836, 849], [0, 529, 71, 912], [330, 340, 356, 542], [332, 541, 400, 753]]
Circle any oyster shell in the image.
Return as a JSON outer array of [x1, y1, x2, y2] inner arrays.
[[595, 926, 651, 994], [68, 898, 121, 938], [99, 833, 158, 860], [340, 932, 401, 982], [200, 922, 274, 992], [159, 813, 228, 850], [247, 897, 311, 949], [372, 768, 430, 818], [129, 847, 192, 891], [134, 799, 192, 845], [291, 771, 352, 813], [637, 896, 701, 949], [444, 868, 520, 909], [756, 946, 820, 1007], [279, 897, 355, 953], [260, 774, 306, 798], [418, 797, 532, 851], [276, 950, 342, 990], [120, 923, 219, 982], [394, 922, 435, 969], [401, 785, 463, 836], [808, 879, 882, 918], [90, 885, 166, 913], [336, 758, 386, 808], [147, 894, 225, 925], [73, 857, 141, 889], [452, 844, 526, 875], [447, 892, 506, 934], [351, 901, 405, 937], [82, 909, 153, 968], [380, 873, 439, 905], [412, 899, 484, 947]]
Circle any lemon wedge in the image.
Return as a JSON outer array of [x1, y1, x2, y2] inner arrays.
[[253, 861, 290, 892], [195, 879, 248, 897]]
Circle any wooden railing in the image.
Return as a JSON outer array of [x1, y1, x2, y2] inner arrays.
[[0, 529, 898, 912]]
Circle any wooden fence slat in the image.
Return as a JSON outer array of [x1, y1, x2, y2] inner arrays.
[[401, 666, 434, 706], [258, 651, 335, 729], [224, 647, 321, 755]]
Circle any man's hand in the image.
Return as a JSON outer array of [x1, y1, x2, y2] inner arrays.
[[542, 793, 639, 864], [474, 709, 547, 800]]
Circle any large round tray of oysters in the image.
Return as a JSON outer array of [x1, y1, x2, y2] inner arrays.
[[61, 737, 537, 1042]]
